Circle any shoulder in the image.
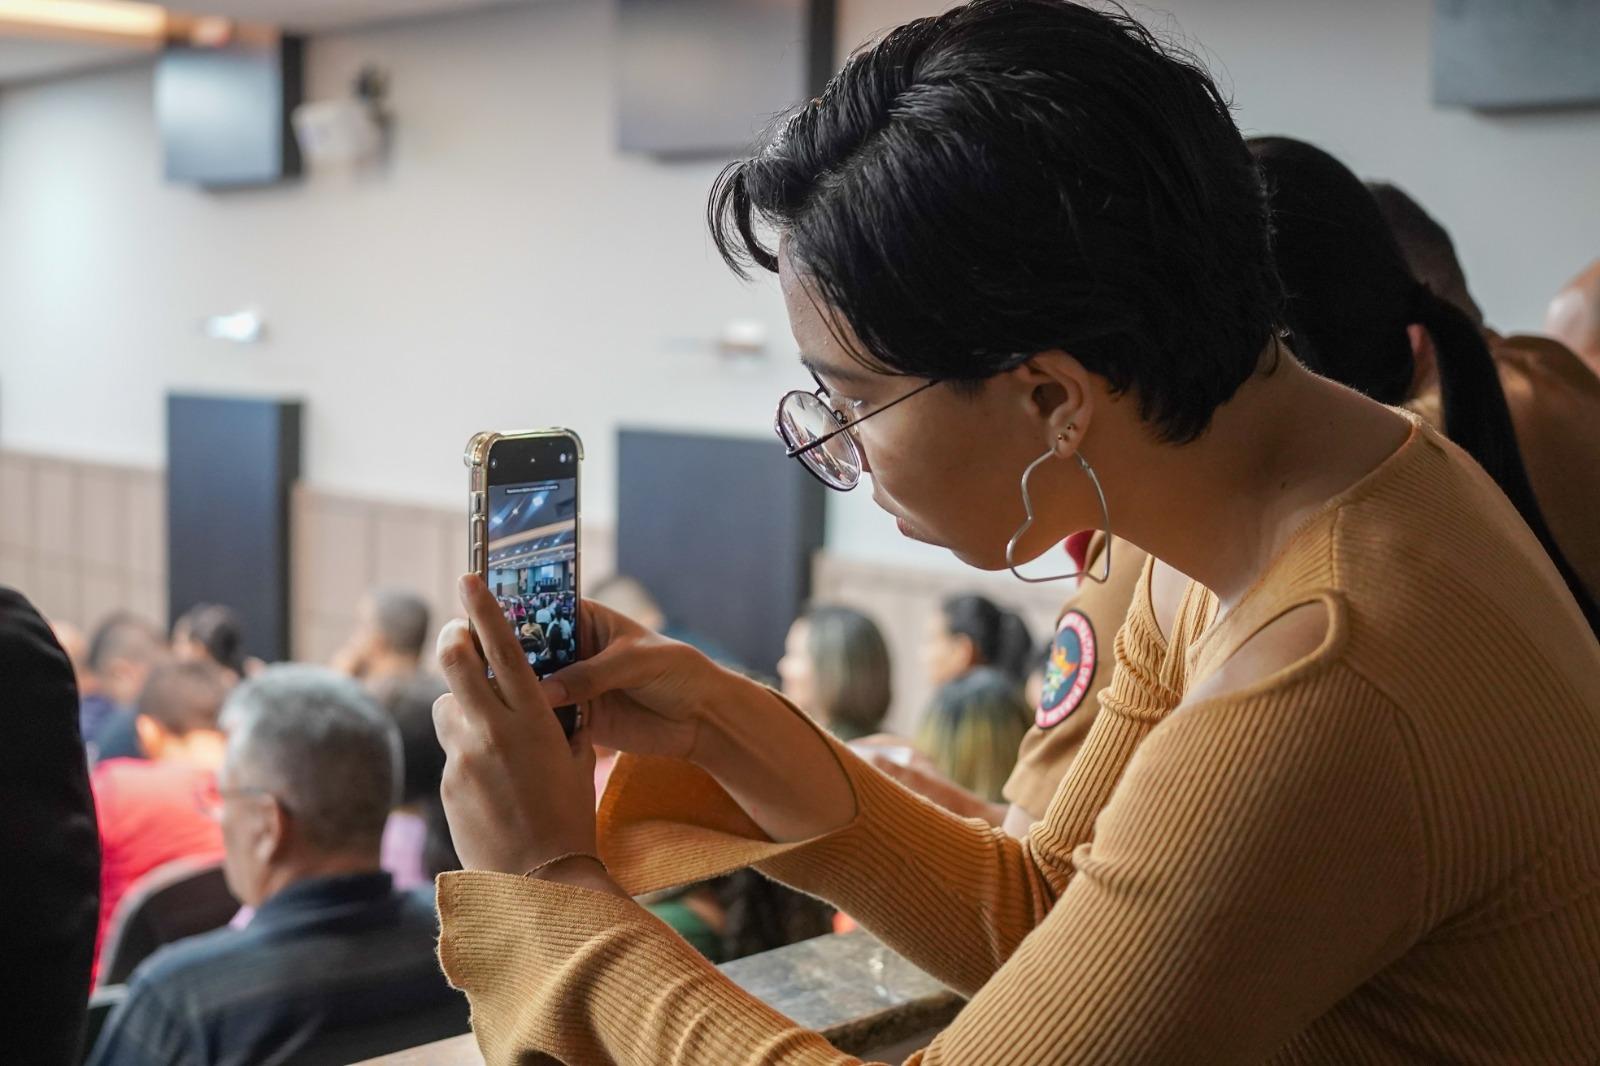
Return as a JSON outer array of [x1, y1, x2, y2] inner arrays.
[[129, 924, 248, 991], [1183, 599, 1336, 711], [0, 586, 73, 693]]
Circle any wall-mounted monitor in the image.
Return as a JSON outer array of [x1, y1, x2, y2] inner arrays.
[[1433, 0, 1600, 110], [617, 0, 835, 158], [156, 34, 304, 188]]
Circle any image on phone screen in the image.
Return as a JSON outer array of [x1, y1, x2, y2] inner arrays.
[[485, 470, 578, 677]]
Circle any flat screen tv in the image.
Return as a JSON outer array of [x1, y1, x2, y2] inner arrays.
[[156, 34, 304, 188], [617, 0, 835, 158], [1433, 0, 1600, 109]]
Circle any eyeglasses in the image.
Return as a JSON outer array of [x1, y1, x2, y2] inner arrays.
[[774, 377, 940, 491], [194, 778, 276, 822]]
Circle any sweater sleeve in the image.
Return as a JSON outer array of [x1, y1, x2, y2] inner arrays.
[[596, 573, 1183, 997], [436, 660, 1425, 1065]]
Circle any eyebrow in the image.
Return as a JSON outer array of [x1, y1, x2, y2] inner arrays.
[[799, 354, 876, 386]]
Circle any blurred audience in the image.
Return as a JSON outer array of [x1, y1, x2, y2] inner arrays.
[[172, 602, 251, 683], [372, 673, 457, 888], [88, 666, 466, 1066], [777, 605, 891, 742], [3, 591, 100, 1065], [331, 588, 433, 688], [915, 666, 1032, 803], [1544, 259, 1600, 378], [83, 612, 168, 762], [926, 594, 1033, 690], [91, 661, 229, 982]]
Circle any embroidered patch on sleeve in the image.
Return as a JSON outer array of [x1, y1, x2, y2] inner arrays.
[[1036, 609, 1097, 729]]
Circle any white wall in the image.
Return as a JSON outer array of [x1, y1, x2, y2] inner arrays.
[[3, 0, 1598, 573]]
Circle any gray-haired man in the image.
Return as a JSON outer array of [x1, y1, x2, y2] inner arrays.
[[88, 665, 467, 1066]]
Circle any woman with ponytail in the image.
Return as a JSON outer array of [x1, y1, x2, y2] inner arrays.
[[926, 594, 1034, 690], [1249, 136, 1600, 636]]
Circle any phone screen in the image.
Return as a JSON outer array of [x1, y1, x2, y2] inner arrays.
[[484, 436, 580, 684]]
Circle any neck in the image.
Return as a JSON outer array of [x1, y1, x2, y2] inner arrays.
[[365, 650, 420, 684], [1095, 349, 1408, 607], [259, 850, 383, 905]]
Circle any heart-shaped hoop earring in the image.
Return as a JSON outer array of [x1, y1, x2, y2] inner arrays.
[[1004, 441, 1113, 585]]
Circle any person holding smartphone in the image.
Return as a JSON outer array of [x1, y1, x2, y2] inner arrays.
[[428, 2, 1600, 1062]]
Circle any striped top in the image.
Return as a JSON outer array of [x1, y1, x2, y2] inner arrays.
[[436, 418, 1600, 1063]]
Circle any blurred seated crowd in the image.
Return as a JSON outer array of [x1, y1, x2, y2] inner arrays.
[[34, 565, 1050, 1063]]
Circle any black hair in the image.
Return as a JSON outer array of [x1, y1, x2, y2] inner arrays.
[[136, 660, 227, 735], [798, 604, 892, 740], [372, 673, 449, 805], [1365, 180, 1484, 326], [87, 611, 163, 674], [941, 594, 1033, 685], [370, 588, 431, 658], [709, 0, 1283, 443], [1250, 137, 1599, 635], [173, 603, 247, 676]]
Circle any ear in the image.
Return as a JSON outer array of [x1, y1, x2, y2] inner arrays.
[[134, 714, 167, 759], [1407, 323, 1438, 396], [1008, 350, 1095, 456], [259, 797, 290, 865]]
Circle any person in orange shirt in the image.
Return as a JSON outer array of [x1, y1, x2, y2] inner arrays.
[[424, 4, 1600, 1063], [90, 661, 228, 982]]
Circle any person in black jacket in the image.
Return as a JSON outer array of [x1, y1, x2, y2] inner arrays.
[[0, 587, 100, 1064]]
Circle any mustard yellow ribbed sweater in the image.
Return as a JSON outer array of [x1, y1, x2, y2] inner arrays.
[[437, 421, 1600, 1064]]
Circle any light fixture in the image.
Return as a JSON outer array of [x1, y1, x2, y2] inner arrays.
[[0, 0, 168, 45]]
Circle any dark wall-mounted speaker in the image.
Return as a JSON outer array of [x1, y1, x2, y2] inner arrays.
[[166, 394, 302, 663], [617, 429, 826, 678]]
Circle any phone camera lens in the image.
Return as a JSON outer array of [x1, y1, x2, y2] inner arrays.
[[560, 453, 569, 463]]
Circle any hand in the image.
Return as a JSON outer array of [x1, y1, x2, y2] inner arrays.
[[548, 599, 857, 844], [544, 600, 761, 765], [433, 574, 611, 884]]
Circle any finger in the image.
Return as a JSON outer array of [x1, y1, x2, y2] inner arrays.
[[542, 638, 651, 706], [458, 574, 546, 713], [435, 617, 508, 727], [431, 692, 485, 762], [574, 597, 630, 648]]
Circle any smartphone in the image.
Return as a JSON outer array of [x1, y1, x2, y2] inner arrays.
[[464, 429, 583, 738]]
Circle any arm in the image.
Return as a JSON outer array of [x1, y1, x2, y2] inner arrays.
[[440, 663, 1424, 1065], [0, 588, 98, 1065], [914, 665, 1426, 1062], [599, 580, 1185, 996]]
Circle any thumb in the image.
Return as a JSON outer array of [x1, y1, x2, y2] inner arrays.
[[542, 639, 642, 705]]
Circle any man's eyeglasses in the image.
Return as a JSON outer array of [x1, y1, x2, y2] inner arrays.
[[194, 779, 277, 822], [773, 378, 939, 491]]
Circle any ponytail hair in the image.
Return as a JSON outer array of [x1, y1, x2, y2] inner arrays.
[[1412, 286, 1600, 633], [1248, 135, 1599, 636], [941, 595, 1035, 686]]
